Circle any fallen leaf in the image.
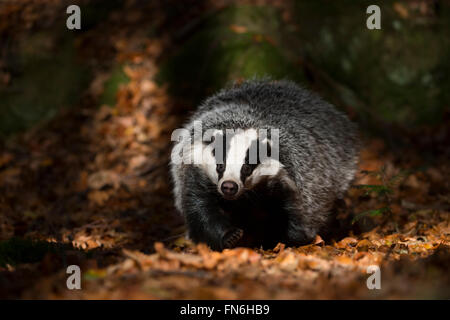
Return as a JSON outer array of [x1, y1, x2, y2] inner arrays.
[[356, 239, 373, 251], [88, 190, 110, 206], [88, 170, 120, 189], [314, 235, 324, 246], [229, 24, 248, 34]]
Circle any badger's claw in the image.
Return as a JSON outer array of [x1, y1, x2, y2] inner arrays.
[[222, 228, 244, 249]]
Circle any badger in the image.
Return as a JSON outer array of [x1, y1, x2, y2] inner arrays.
[[170, 80, 359, 251]]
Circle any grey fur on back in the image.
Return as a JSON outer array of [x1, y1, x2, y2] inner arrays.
[[171, 79, 360, 243]]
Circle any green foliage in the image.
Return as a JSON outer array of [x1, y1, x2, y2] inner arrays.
[[99, 65, 130, 107], [293, 0, 450, 129], [158, 5, 306, 104], [0, 33, 90, 137], [353, 184, 393, 197], [352, 207, 391, 224], [0, 0, 128, 138], [352, 166, 409, 224]]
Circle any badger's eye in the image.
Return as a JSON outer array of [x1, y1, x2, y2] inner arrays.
[[216, 164, 225, 173], [241, 164, 253, 176]]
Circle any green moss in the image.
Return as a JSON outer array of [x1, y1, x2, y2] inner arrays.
[[293, 0, 450, 128], [0, 0, 125, 138], [158, 5, 306, 104], [99, 65, 130, 107], [0, 32, 90, 137]]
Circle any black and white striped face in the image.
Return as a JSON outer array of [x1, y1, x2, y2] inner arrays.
[[197, 128, 282, 200]]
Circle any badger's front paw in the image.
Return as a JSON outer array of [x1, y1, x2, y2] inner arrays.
[[222, 228, 244, 249]]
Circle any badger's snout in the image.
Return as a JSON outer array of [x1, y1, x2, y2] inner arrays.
[[220, 180, 239, 197]]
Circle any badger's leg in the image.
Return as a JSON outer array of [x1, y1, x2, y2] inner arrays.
[[277, 182, 319, 246], [222, 228, 244, 248], [181, 168, 243, 250], [283, 203, 317, 246], [184, 200, 243, 250]]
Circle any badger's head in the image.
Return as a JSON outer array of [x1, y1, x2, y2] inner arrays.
[[193, 128, 283, 200]]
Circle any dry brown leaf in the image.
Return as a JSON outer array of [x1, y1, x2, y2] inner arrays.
[[314, 235, 325, 246], [88, 190, 110, 206], [278, 252, 298, 271], [273, 242, 285, 253], [393, 2, 409, 18], [335, 237, 358, 249], [229, 24, 248, 34], [336, 255, 354, 265], [356, 239, 374, 251]]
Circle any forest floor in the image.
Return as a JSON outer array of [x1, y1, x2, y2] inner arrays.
[[0, 0, 449, 299]]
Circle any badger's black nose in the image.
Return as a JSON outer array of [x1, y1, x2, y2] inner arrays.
[[221, 181, 238, 196]]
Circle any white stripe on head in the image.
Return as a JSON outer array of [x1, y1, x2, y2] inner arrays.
[[222, 128, 257, 183]]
